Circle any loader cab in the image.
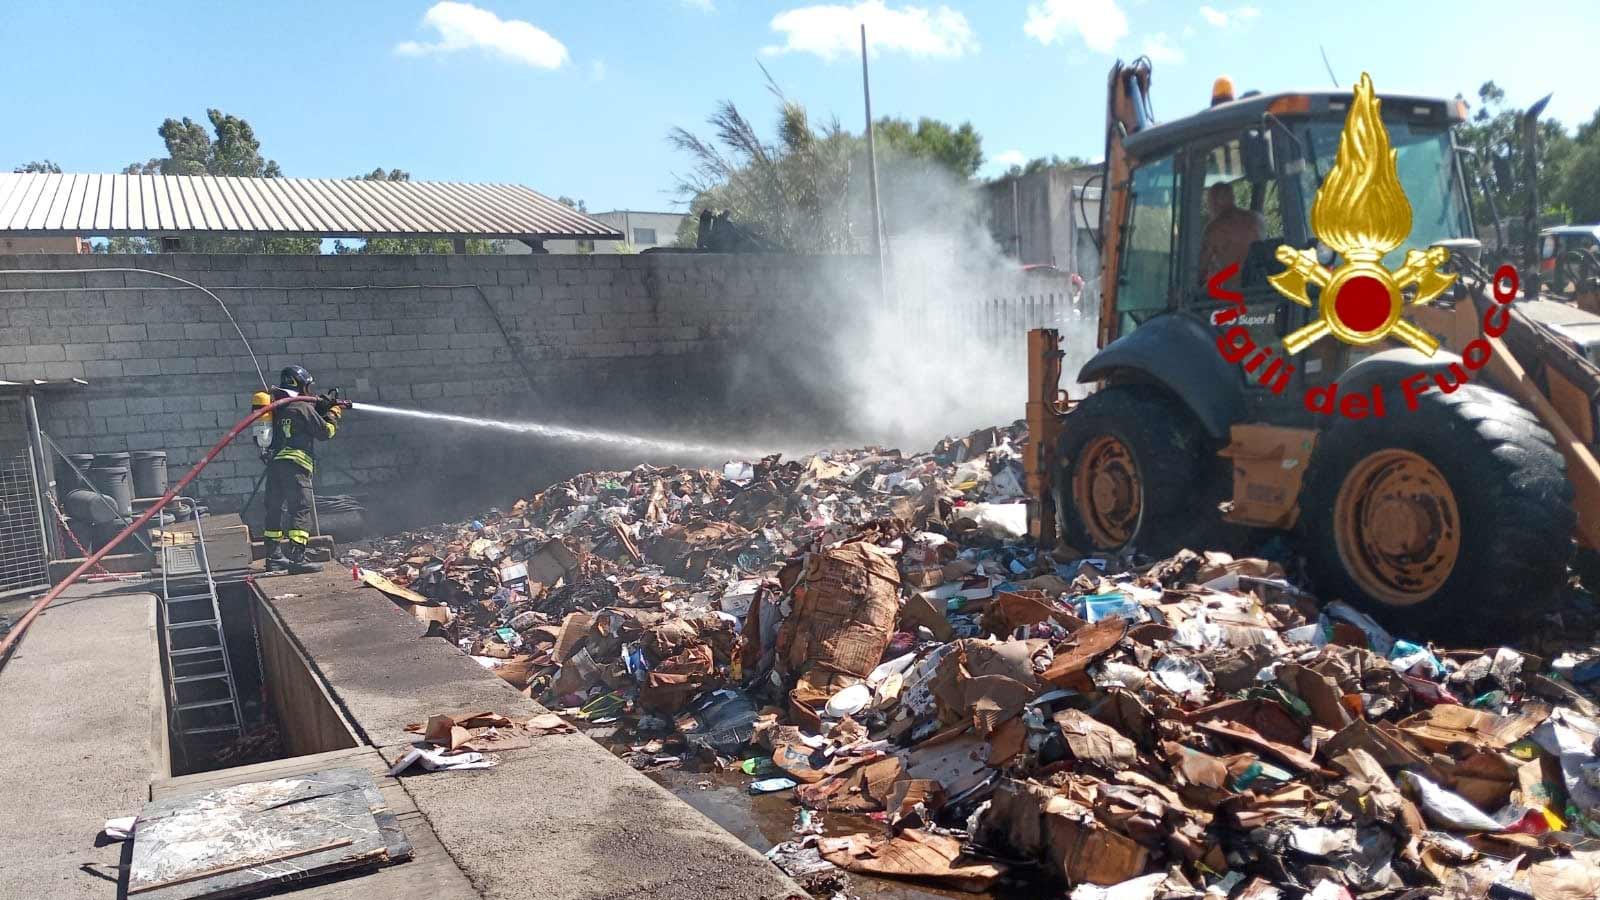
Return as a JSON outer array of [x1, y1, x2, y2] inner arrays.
[[1104, 88, 1474, 418]]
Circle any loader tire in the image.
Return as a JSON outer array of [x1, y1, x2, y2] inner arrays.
[[1303, 383, 1574, 639], [1575, 547, 1600, 596], [1052, 384, 1211, 558]]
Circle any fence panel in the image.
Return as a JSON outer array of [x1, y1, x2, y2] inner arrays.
[[0, 442, 49, 597]]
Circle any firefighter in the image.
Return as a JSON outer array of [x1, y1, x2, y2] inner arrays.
[[260, 365, 342, 574]]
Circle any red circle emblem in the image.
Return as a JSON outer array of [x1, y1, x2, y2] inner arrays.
[[1333, 274, 1390, 333]]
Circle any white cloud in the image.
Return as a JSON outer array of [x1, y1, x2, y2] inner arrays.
[[1023, 0, 1128, 53], [994, 149, 1027, 167], [1141, 32, 1184, 63], [764, 1, 977, 61], [680, 0, 715, 11], [395, 2, 569, 69], [1199, 4, 1259, 28]]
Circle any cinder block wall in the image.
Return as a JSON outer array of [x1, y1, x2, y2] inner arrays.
[[0, 252, 873, 520]]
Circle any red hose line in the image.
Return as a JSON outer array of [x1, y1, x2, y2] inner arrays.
[[0, 394, 320, 667]]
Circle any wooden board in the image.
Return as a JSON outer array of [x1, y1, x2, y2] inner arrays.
[[131, 767, 405, 900], [149, 747, 478, 900]]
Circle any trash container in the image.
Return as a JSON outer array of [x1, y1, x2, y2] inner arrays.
[[86, 465, 133, 517], [131, 450, 168, 498], [56, 452, 96, 489]]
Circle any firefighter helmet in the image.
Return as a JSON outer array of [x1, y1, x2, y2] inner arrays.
[[279, 365, 314, 393]]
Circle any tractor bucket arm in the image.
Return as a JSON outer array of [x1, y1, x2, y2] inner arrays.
[[1488, 297, 1600, 552], [1097, 58, 1155, 349]]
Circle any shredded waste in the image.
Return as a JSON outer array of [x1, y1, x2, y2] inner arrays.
[[346, 423, 1600, 899]]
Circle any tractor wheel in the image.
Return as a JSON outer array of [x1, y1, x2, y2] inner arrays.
[[1303, 383, 1574, 638], [1052, 385, 1211, 557], [1574, 547, 1600, 596]]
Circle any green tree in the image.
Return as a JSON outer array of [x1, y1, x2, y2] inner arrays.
[[1456, 81, 1574, 240], [336, 168, 501, 255], [1556, 108, 1600, 224], [874, 117, 983, 177], [670, 73, 986, 251], [557, 196, 589, 213], [12, 160, 62, 173], [993, 154, 1089, 181], [670, 82, 860, 253], [124, 109, 284, 179], [113, 109, 314, 253]]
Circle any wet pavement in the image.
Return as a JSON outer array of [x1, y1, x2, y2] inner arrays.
[[650, 768, 977, 900], [579, 721, 980, 899]]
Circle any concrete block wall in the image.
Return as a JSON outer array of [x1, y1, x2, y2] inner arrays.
[[0, 252, 874, 520]]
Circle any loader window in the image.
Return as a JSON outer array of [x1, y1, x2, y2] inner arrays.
[[1118, 154, 1178, 333], [1295, 121, 1471, 267]]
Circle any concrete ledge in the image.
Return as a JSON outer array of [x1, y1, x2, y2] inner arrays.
[[260, 570, 805, 900], [0, 585, 162, 900]]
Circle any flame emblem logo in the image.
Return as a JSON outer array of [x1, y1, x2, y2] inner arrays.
[[1270, 73, 1456, 356]]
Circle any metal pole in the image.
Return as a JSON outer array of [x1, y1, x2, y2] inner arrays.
[[1012, 179, 1023, 261], [24, 445, 51, 576], [861, 24, 888, 306], [22, 391, 56, 560]]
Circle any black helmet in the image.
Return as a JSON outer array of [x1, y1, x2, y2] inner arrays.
[[279, 365, 313, 393]]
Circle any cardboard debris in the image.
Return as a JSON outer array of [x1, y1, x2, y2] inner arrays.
[[777, 542, 901, 682], [402, 710, 566, 753], [359, 569, 451, 625], [818, 829, 1004, 893], [1396, 703, 1549, 752], [1054, 709, 1137, 769], [795, 755, 904, 812], [336, 422, 1600, 898]]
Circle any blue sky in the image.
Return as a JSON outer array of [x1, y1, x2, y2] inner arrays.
[[3, 1, 1597, 214]]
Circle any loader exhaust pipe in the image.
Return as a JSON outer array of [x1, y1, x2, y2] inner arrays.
[[1522, 92, 1552, 296]]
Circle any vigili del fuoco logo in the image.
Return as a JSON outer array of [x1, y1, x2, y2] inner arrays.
[[1207, 72, 1521, 418]]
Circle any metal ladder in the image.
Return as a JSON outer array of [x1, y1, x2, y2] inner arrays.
[[158, 500, 243, 739]]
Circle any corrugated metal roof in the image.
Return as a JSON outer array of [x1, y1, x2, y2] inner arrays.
[[0, 173, 623, 241]]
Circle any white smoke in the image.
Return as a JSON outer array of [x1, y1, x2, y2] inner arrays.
[[801, 161, 1102, 452]]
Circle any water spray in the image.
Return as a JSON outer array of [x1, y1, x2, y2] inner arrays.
[[352, 402, 783, 461]]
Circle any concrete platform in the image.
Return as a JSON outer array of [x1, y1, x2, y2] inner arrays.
[[0, 583, 164, 900], [261, 569, 805, 900], [0, 568, 804, 900]]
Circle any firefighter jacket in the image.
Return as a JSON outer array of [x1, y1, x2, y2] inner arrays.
[[267, 388, 337, 473]]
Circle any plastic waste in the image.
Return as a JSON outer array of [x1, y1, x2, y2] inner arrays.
[[750, 777, 798, 794], [740, 757, 779, 776], [1389, 640, 1445, 677], [1323, 602, 1395, 655], [1152, 656, 1211, 699], [825, 683, 873, 718], [1083, 592, 1145, 624], [963, 502, 1028, 539], [1400, 770, 1503, 832]]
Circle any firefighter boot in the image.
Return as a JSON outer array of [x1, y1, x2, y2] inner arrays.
[[283, 541, 324, 575], [264, 539, 291, 572]]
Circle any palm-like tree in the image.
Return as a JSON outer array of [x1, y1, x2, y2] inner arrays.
[[670, 71, 860, 254]]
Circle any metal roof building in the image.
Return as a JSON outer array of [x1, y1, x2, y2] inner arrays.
[[0, 173, 622, 243]]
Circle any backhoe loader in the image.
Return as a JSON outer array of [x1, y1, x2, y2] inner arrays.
[[1027, 60, 1600, 638]]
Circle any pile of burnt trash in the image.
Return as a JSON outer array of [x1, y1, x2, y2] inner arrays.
[[345, 426, 1600, 899]]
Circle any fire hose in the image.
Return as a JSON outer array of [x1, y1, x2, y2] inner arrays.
[[0, 394, 344, 668]]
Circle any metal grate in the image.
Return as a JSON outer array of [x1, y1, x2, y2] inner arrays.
[[0, 444, 50, 596]]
